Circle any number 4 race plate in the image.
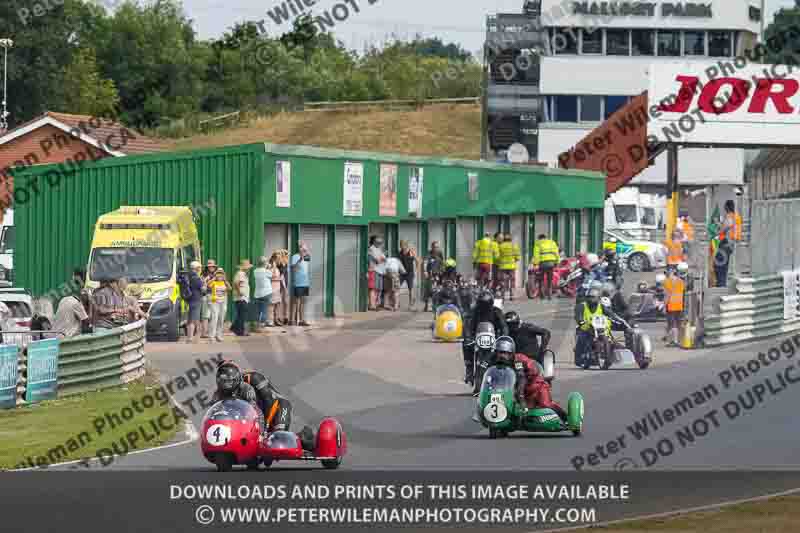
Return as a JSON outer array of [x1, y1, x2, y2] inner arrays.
[[206, 424, 231, 446]]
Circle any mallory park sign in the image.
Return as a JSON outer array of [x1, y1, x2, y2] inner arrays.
[[572, 2, 713, 18]]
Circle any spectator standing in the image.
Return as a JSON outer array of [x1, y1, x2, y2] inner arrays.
[[716, 199, 742, 287], [118, 277, 147, 323], [663, 228, 686, 273], [368, 236, 387, 311], [200, 259, 218, 338], [269, 252, 284, 326], [663, 266, 686, 346], [290, 242, 312, 326], [398, 240, 420, 311], [91, 278, 128, 331], [278, 250, 291, 325], [232, 259, 253, 336], [422, 241, 444, 312], [384, 255, 407, 312], [253, 256, 273, 329], [497, 233, 521, 301], [207, 267, 231, 342], [185, 261, 206, 343], [532, 233, 560, 300], [50, 283, 90, 339], [472, 233, 495, 289]]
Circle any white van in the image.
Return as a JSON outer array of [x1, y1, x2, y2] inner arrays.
[[0, 209, 13, 284], [604, 188, 664, 241]]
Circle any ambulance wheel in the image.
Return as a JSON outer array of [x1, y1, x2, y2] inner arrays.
[[262, 458, 273, 469], [166, 312, 179, 342]]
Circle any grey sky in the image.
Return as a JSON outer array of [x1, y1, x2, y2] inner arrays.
[[182, 0, 797, 54]]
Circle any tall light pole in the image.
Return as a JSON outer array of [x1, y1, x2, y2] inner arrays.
[[0, 39, 13, 133]]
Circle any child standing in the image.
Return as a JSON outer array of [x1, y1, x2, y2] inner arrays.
[[207, 268, 232, 342]]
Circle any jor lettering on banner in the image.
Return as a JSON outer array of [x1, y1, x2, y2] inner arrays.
[[343, 162, 364, 217], [0, 344, 18, 409], [25, 338, 59, 404]]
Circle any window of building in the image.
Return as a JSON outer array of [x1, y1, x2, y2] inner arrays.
[[554, 96, 578, 122], [631, 29, 654, 56], [684, 31, 706, 55], [606, 29, 630, 55], [581, 28, 603, 54], [605, 96, 629, 118], [657, 30, 681, 56], [580, 95, 603, 121], [708, 30, 733, 56], [553, 28, 578, 54]]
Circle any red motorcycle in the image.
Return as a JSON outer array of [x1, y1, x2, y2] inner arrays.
[[201, 399, 347, 471], [527, 254, 584, 299]]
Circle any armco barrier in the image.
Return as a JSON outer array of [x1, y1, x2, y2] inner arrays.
[[14, 319, 146, 405], [703, 274, 800, 347]]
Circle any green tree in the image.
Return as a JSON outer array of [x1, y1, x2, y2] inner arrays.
[[763, 2, 800, 64], [60, 47, 120, 115]]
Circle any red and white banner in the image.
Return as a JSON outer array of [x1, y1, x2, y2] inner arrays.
[[648, 61, 800, 146]]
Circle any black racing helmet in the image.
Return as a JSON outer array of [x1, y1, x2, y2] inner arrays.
[[604, 247, 616, 259], [477, 289, 494, 308], [216, 361, 242, 394], [494, 336, 516, 366], [587, 287, 602, 306], [504, 311, 521, 331], [637, 281, 649, 292]]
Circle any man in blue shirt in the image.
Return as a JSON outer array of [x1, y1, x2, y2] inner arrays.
[[290, 241, 311, 326]]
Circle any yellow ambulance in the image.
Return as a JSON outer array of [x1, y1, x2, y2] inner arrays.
[[85, 206, 201, 341]]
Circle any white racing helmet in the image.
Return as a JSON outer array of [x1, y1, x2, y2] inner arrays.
[[677, 262, 689, 274], [655, 273, 666, 285], [586, 253, 600, 266], [600, 296, 612, 307]]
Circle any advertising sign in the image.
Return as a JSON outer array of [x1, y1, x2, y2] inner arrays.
[[379, 164, 397, 217], [648, 62, 800, 145], [343, 162, 364, 217], [0, 344, 18, 409], [408, 167, 424, 218], [276, 161, 291, 208], [25, 338, 59, 404]]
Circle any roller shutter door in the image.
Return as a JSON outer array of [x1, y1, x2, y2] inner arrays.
[[263, 224, 289, 257], [485, 216, 501, 237], [510, 215, 526, 288], [456, 218, 476, 277], [534, 213, 550, 240], [428, 220, 445, 252], [299, 225, 327, 321], [580, 209, 590, 253], [333, 226, 360, 315]]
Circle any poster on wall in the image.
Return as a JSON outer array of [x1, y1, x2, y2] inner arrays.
[[276, 161, 291, 208], [343, 161, 364, 217], [409, 167, 424, 218], [468, 172, 479, 201], [379, 164, 398, 217], [0, 344, 18, 409]]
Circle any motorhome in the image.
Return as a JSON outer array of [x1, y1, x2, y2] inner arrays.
[[0, 209, 13, 285], [604, 188, 665, 241], [86, 206, 201, 341]]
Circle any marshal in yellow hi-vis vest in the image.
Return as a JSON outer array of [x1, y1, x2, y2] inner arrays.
[[532, 239, 559, 266], [498, 241, 521, 270], [472, 237, 496, 265]]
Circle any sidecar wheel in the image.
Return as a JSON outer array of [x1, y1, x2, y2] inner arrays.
[[215, 454, 234, 472], [489, 428, 499, 439], [572, 428, 582, 437]]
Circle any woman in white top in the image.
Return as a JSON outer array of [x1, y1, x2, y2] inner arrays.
[[253, 256, 273, 328]]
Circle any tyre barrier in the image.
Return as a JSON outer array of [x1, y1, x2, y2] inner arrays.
[[13, 319, 147, 406], [703, 274, 800, 347]]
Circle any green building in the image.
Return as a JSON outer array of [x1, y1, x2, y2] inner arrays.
[[14, 142, 604, 320]]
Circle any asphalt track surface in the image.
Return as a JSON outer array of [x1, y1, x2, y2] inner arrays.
[[67, 275, 800, 473]]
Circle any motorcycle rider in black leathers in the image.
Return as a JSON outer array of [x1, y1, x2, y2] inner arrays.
[[463, 290, 509, 385], [601, 281, 637, 353], [603, 248, 623, 289], [212, 361, 316, 451], [504, 311, 551, 365]]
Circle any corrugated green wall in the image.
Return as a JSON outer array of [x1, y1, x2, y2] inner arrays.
[[13, 141, 604, 297], [15, 144, 267, 297]]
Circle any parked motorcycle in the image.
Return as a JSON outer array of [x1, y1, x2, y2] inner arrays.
[[528, 256, 582, 299], [628, 285, 666, 322]]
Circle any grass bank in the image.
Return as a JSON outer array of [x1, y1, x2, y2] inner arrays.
[[0, 375, 183, 470]]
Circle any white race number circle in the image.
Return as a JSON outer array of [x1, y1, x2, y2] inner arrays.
[[445, 320, 456, 332], [206, 424, 231, 446], [483, 402, 508, 423]]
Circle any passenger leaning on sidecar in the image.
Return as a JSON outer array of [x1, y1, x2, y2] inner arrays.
[[573, 287, 629, 366], [212, 360, 316, 451], [494, 337, 567, 422]]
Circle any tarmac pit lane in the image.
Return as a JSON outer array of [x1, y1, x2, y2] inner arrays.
[[571, 435, 628, 470]]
